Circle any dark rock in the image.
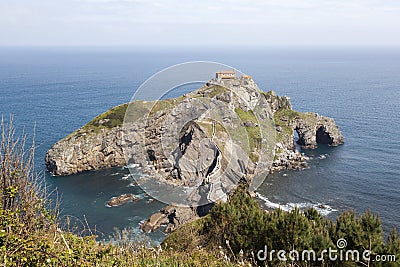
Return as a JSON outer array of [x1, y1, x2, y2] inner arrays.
[[243, 121, 256, 127], [140, 204, 198, 233], [280, 116, 289, 122], [215, 92, 231, 103]]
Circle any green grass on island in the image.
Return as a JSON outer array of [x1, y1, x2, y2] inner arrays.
[[234, 108, 262, 162], [86, 103, 128, 129]]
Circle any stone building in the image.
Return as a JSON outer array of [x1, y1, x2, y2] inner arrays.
[[215, 70, 236, 79]]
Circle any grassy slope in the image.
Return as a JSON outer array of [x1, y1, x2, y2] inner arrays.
[[234, 108, 262, 162]]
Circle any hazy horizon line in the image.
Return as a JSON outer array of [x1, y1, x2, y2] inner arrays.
[[1, 44, 400, 51]]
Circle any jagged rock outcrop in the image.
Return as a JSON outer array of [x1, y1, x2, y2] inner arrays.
[[45, 126, 126, 176], [270, 108, 344, 173], [140, 205, 198, 233], [294, 115, 344, 149]]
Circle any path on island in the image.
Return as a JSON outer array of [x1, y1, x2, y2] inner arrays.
[[206, 121, 226, 202]]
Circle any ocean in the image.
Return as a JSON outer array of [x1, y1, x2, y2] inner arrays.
[[0, 46, 399, 241]]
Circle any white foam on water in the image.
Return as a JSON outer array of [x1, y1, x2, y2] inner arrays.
[[135, 193, 147, 199], [121, 174, 132, 180], [318, 153, 330, 160], [127, 181, 138, 187], [255, 192, 337, 216], [124, 163, 141, 169]]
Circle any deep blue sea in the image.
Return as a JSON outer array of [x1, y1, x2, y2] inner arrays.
[[0, 47, 399, 241]]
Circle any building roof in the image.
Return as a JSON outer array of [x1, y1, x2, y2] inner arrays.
[[216, 70, 235, 74]]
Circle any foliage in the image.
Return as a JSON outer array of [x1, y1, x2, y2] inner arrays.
[[195, 184, 400, 266], [148, 96, 186, 117], [273, 108, 297, 144], [274, 108, 300, 123], [205, 85, 228, 98], [234, 108, 257, 123], [234, 108, 262, 162], [84, 103, 128, 131], [192, 84, 228, 99]]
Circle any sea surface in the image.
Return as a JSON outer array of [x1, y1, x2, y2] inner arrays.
[[0, 47, 399, 241]]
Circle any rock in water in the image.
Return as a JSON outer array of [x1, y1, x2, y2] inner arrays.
[[106, 194, 139, 207]]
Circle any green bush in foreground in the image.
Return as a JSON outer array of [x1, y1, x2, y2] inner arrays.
[[195, 184, 400, 266], [167, 183, 400, 266]]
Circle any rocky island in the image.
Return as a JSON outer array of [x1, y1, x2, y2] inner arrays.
[[106, 194, 139, 207], [45, 72, 344, 232]]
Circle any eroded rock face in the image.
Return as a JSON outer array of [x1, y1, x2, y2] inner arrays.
[[45, 127, 127, 176], [294, 114, 344, 149], [271, 149, 310, 173]]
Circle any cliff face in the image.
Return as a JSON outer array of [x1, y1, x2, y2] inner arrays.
[[45, 77, 344, 188], [45, 106, 128, 176]]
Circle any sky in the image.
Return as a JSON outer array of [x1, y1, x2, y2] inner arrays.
[[0, 0, 399, 47]]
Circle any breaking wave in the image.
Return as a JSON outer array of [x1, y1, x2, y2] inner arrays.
[[255, 192, 337, 216]]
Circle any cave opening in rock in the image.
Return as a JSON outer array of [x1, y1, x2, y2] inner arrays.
[[316, 126, 333, 144], [294, 127, 306, 146], [294, 130, 302, 151], [147, 149, 157, 162]]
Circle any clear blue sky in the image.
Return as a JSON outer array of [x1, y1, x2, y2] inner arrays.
[[1, 0, 399, 47]]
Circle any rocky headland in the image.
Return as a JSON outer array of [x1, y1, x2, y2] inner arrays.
[[45, 73, 344, 232]]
